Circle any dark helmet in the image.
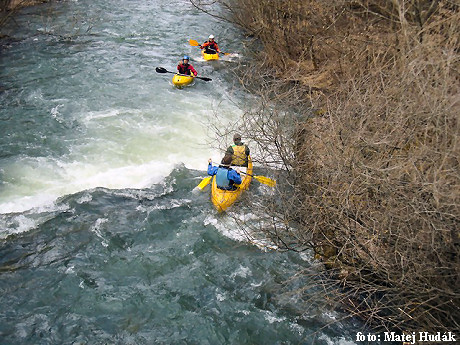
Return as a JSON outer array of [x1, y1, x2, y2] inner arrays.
[[233, 133, 242, 142], [221, 154, 233, 166]]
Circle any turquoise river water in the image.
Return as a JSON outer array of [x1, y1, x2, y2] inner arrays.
[[0, 0, 366, 344]]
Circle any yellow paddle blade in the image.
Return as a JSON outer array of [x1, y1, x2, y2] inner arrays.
[[189, 39, 200, 46], [197, 176, 212, 190], [254, 175, 276, 187]]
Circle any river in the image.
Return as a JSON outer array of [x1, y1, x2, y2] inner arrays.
[[0, 0, 362, 343]]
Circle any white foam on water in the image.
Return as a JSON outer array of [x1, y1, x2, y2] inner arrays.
[[0, 215, 36, 239], [204, 213, 249, 243], [0, 202, 71, 239], [0, 157, 181, 214], [0, 99, 231, 216], [318, 334, 357, 345], [263, 310, 287, 324], [203, 210, 282, 252], [230, 265, 251, 279], [90, 218, 109, 247], [216, 293, 226, 302]]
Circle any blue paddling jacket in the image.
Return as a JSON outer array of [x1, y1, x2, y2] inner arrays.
[[207, 163, 242, 190]]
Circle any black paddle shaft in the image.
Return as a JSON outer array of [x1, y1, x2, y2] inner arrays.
[[155, 67, 212, 81]]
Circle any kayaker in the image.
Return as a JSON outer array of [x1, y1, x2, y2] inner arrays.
[[200, 35, 220, 54], [226, 133, 250, 167], [207, 154, 242, 191], [177, 55, 197, 76]]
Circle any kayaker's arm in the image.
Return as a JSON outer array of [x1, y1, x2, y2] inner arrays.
[[245, 145, 250, 156], [226, 146, 234, 155], [189, 65, 198, 76], [207, 162, 218, 176], [228, 169, 242, 185]]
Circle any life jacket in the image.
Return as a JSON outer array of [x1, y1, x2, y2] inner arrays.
[[231, 144, 247, 166], [216, 167, 231, 189], [178, 63, 192, 75], [203, 41, 218, 53]]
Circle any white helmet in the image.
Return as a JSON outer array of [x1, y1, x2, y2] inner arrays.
[[209, 35, 215, 39]]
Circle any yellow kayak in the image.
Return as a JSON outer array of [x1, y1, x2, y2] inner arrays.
[[172, 74, 194, 88], [202, 51, 219, 61], [211, 156, 253, 212]]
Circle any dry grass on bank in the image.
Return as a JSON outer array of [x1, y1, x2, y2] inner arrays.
[[195, 0, 460, 334]]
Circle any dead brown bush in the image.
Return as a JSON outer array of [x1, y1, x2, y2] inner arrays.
[[193, 0, 460, 334]]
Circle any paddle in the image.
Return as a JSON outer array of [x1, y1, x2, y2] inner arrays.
[[196, 171, 275, 189], [155, 67, 212, 82], [239, 171, 276, 187], [196, 162, 276, 189], [197, 176, 212, 190], [189, 39, 231, 56], [218, 162, 276, 187]]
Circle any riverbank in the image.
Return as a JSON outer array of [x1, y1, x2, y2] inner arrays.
[[216, 0, 459, 335]]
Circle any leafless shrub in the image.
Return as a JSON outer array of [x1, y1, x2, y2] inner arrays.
[[297, 43, 460, 332], [199, 0, 460, 334]]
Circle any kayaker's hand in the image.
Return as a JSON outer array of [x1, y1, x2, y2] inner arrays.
[[236, 168, 241, 174]]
